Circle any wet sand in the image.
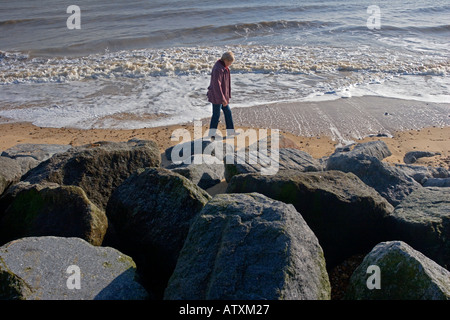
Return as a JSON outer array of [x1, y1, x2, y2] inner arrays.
[[0, 99, 448, 169], [228, 96, 450, 145]]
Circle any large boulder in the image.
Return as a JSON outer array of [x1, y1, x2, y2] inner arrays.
[[167, 154, 225, 190], [21, 139, 161, 210], [165, 138, 212, 162], [0, 156, 22, 196], [226, 170, 394, 267], [334, 140, 392, 161], [0, 182, 108, 246], [165, 138, 234, 164], [386, 187, 450, 269], [393, 163, 449, 185], [1, 143, 72, 176], [404, 151, 440, 164], [423, 178, 450, 188], [344, 241, 450, 300], [224, 148, 324, 182], [164, 193, 331, 300], [325, 142, 421, 206], [106, 167, 211, 297], [0, 236, 149, 300]]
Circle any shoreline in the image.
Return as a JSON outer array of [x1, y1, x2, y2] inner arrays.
[[0, 96, 448, 168], [0, 121, 448, 169]]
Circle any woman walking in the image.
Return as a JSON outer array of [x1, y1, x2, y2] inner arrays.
[[207, 51, 238, 139]]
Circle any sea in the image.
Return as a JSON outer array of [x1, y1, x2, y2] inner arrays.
[[0, 0, 449, 129]]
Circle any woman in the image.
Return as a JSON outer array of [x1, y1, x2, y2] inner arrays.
[[207, 51, 238, 139]]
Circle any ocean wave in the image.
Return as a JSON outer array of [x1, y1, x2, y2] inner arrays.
[[332, 24, 450, 34], [0, 18, 37, 26], [230, 20, 332, 34], [0, 45, 448, 85], [404, 4, 450, 14]]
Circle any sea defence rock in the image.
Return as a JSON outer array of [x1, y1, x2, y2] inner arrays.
[[0, 156, 22, 196], [226, 170, 394, 267], [325, 142, 421, 206], [393, 163, 449, 185], [165, 138, 212, 162], [224, 148, 324, 182], [165, 138, 234, 163], [167, 154, 225, 190], [106, 167, 211, 297], [386, 187, 450, 269], [404, 150, 441, 164], [1, 143, 72, 176], [0, 236, 149, 300], [423, 178, 450, 188], [335, 140, 392, 161], [344, 241, 450, 300], [164, 193, 331, 300], [0, 182, 108, 246], [21, 139, 161, 210]]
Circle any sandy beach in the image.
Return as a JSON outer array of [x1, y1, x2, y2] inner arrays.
[[1, 96, 448, 169]]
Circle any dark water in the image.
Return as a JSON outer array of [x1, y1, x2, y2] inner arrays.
[[1, 0, 449, 56]]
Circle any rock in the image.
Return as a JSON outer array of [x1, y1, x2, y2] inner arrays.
[[21, 139, 161, 210], [326, 145, 421, 206], [0, 182, 108, 246], [226, 170, 394, 267], [423, 178, 450, 188], [164, 193, 331, 300], [344, 241, 450, 300], [225, 148, 324, 182], [1, 143, 72, 176], [1, 143, 72, 162], [0, 236, 149, 300], [165, 138, 210, 162], [167, 154, 225, 190], [0, 156, 23, 196], [106, 167, 211, 297], [165, 138, 234, 164], [329, 140, 391, 162], [347, 140, 392, 161], [393, 163, 449, 185], [404, 151, 440, 164], [386, 187, 450, 269]]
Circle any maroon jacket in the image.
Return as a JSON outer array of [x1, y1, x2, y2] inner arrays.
[[207, 59, 231, 105]]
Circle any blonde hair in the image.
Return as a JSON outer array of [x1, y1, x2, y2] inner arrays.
[[221, 51, 235, 62]]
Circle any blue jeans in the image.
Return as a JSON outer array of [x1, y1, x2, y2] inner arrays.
[[209, 104, 234, 135]]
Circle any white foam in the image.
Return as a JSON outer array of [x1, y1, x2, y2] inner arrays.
[[0, 45, 449, 129]]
